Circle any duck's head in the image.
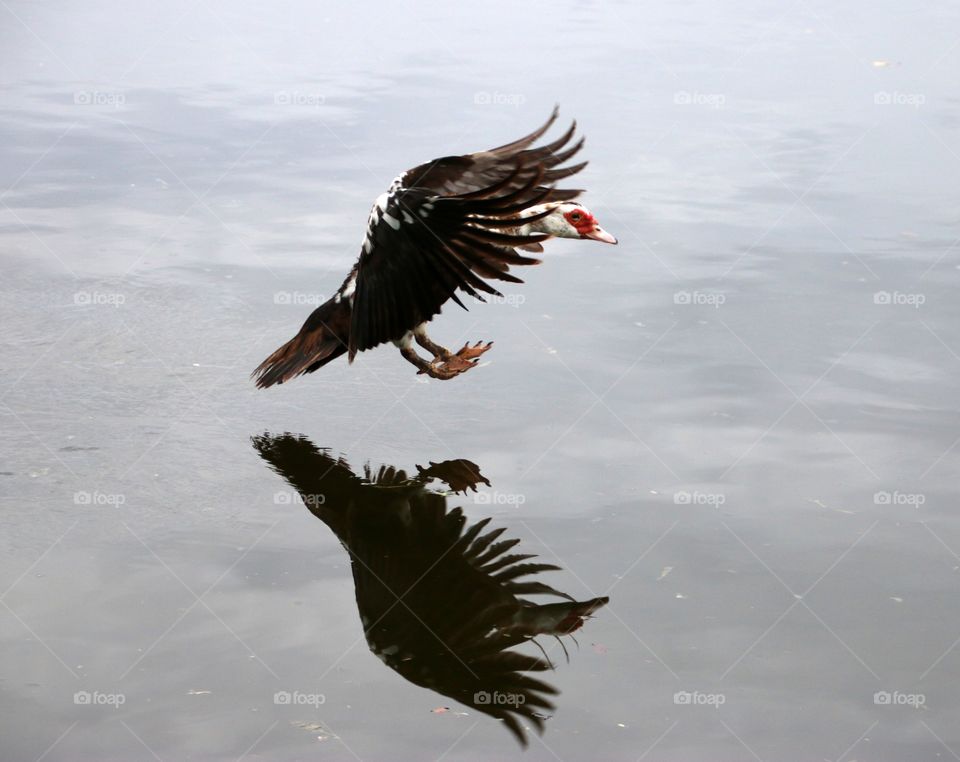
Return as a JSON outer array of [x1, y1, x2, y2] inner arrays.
[[524, 201, 618, 244]]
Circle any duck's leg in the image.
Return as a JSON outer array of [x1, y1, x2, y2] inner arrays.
[[413, 324, 453, 361], [415, 324, 494, 365], [396, 326, 490, 380], [397, 333, 463, 380]]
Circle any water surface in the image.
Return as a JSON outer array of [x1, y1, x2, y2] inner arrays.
[[3, 1, 960, 759]]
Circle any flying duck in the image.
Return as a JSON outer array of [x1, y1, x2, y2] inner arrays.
[[253, 107, 617, 388]]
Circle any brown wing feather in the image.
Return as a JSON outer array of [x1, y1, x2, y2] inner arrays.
[[399, 106, 586, 203]]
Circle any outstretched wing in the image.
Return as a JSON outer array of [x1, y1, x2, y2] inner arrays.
[[349, 171, 551, 359], [349, 109, 587, 360], [399, 105, 585, 201]]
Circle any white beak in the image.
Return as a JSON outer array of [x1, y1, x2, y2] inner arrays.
[[583, 227, 618, 245]]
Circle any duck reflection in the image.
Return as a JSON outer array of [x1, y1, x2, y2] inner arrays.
[[252, 433, 608, 746]]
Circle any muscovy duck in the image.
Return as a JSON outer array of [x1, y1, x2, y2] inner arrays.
[[253, 107, 616, 388]]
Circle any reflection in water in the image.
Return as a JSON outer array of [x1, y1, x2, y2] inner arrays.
[[252, 433, 608, 746]]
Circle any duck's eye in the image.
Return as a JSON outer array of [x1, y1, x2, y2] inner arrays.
[[570, 213, 581, 222]]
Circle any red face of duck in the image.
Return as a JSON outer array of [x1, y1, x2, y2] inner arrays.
[[562, 204, 618, 244]]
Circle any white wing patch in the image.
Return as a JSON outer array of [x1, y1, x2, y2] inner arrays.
[[361, 192, 391, 254], [360, 184, 427, 253], [335, 271, 357, 304], [357, 182, 426, 257]]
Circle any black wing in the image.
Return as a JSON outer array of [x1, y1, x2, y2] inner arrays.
[[349, 110, 587, 359], [399, 105, 586, 200], [349, 174, 552, 359]]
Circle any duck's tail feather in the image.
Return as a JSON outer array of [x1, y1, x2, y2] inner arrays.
[[252, 296, 351, 388]]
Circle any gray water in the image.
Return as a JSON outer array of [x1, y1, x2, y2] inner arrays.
[[3, 1, 960, 759]]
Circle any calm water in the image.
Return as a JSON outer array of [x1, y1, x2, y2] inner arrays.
[[3, 1, 960, 759]]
